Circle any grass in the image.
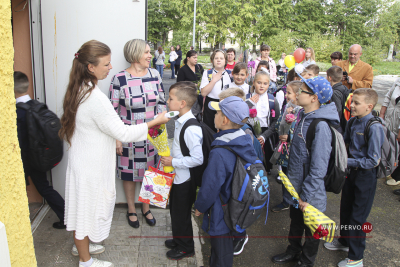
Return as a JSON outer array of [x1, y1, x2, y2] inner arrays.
[[316, 61, 400, 75]]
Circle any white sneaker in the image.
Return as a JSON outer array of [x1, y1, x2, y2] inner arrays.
[[79, 258, 114, 267], [337, 258, 363, 267], [324, 239, 349, 252], [72, 244, 105, 256]]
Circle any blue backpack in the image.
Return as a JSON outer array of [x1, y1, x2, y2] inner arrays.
[[214, 145, 270, 233], [241, 123, 264, 161]]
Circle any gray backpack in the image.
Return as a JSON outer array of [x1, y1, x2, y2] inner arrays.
[[349, 117, 400, 178], [213, 145, 270, 234]]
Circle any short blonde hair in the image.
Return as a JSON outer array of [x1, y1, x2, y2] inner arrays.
[[219, 88, 246, 101], [353, 88, 378, 107], [210, 49, 227, 68], [124, 39, 148, 64], [251, 71, 270, 93]]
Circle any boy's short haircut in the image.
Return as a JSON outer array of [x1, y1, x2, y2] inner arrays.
[[287, 81, 303, 93], [353, 88, 378, 108], [330, 51, 343, 60], [219, 88, 246, 101], [226, 48, 236, 55], [169, 81, 198, 108], [14, 71, 29, 94], [287, 68, 296, 83], [210, 49, 227, 68], [232, 62, 248, 75], [220, 110, 247, 129], [258, 60, 269, 70], [326, 66, 343, 83], [305, 64, 320, 75], [300, 70, 308, 77], [260, 44, 271, 51]]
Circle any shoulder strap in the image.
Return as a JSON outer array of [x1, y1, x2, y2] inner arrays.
[[212, 145, 238, 157], [305, 119, 330, 151], [207, 69, 213, 75], [363, 117, 380, 144], [179, 118, 201, 157], [267, 94, 275, 111], [16, 102, 31, 110]]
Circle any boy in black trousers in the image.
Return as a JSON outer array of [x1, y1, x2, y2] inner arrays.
[[324, 88, 384, 267]]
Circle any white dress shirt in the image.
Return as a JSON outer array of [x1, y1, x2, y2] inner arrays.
[[226, 82, 250, 95], [200, 69, 232, 99], [16, 94, 31, 104], [171, 110, 203, 184]]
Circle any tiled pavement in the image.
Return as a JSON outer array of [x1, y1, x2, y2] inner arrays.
[[33, 205, 199, 267]]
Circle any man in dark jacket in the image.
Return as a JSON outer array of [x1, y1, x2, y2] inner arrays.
[[327, 66, 352, 134], [14, 71, 65, 229], [194, 96, 258, 267]]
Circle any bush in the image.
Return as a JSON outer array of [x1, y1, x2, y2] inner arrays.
[[202, 48, 211, 53], [266, 30, 296, 60], [306, 34, 343, 63]]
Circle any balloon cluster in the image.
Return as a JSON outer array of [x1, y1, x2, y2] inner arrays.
[[284, 48, 305, 71]]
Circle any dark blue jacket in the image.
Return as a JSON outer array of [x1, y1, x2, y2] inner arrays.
[[194, 128, 258, 236]]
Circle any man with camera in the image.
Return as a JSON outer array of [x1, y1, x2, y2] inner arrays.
[[336, 44, 373, 90]]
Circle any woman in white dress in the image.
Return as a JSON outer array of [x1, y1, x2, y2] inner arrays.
[[59, 40, 169, 267]]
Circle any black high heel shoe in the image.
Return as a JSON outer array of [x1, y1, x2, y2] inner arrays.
[[127, 212, 140, 228], [142, 209, 156, 226]]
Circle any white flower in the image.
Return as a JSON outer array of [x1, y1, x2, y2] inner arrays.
[[140, 191, 153, 199], [154, 185, 166, 195]]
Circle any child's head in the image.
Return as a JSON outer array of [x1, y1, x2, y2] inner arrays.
[[260, 44, 271, 58], [330, 51, 343, 66], [256, 60, 269, 73], [326, 66, 343, 85], [304, 47, 315, 61], [305, 64, 319, 78], [296, 77, 333, 109], [167, 82, 198, 114], [232, 63, 248, 86], [286, 81, 302, 104], [219, 88, 246, 101], [252, 72, 270, 95], [210, 49, 227, 70], [14, 71, 29, 96], [209, 96, 249, 130], [351, 88, 378, 118]]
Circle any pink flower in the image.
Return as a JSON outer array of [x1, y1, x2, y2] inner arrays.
[[285, 113, 295, 124], [247, 61, 255, 69], [249, 109, 257, 118]]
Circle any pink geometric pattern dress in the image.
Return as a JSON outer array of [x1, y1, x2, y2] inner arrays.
[[109, 69, 166, 181]]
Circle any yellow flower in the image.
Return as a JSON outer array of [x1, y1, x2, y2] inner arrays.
[[153, 175, 166, 186]]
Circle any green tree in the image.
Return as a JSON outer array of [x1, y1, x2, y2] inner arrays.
[[306, 34, 342, 63]]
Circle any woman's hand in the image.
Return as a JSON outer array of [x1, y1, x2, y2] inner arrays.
[[147, 111, 170, 129], [116, 140, 123, 156], [160, 156, 173, 167], [257, 136, 265, 146], [279, 135, 288, 142], [250, 94, 260, 104]]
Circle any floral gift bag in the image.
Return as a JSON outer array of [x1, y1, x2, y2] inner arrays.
[[138, 165, 175, 208]]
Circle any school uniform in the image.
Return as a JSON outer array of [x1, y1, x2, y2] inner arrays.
[[200, 69, 232, 132], [339, 113, 384, 261], [225, 82, 250, 95], [169, 110, 203, 253]]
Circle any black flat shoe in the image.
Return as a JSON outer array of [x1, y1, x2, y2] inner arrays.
[[393, 189, 400, 195], [142, 209, 156, 226], [271, 252, 301, 264], [166, 248, 194, 260], [52, 221, 66, 229], [127, 212, 139, 228], [165, 239, 178, 249]]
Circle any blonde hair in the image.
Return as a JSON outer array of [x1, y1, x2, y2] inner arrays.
[[304, 47, 315, 62], [251, 71, 270, 93], [353, 88, 378, 107], [287, 81, 303, 94], [219, 88, 246, 100], [210, 49, 227, 68], [124, 39, 148, 64]]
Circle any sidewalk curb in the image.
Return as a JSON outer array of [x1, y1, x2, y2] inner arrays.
[[192, 214, 204, 267]]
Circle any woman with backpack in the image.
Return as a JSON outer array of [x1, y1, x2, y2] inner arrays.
[[60, 40, 169, 267], [154, 46, 165, 78], [379, 77, 400, 186]]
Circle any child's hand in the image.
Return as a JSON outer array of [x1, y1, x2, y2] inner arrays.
[[250, 94, 260, 103], [195, 209, 202, 216], [286, 107, 294, 114], [298, 199, 309, 212], [257, 136, 265, 146], [211, 71, 223, 83], [160, 156, 173, 167], [279, 135, 288, 142]]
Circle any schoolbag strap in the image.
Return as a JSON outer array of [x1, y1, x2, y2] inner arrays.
[[179, 118, 201, 157], [305, 118, 329, 152], [362, 117, 381, 148], [267, 94, 275, 111], [212, 145, 238, 157]]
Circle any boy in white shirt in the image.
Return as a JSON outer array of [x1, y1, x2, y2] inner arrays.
[[161, 82, 203, 260], [225, 62, 250, 96]]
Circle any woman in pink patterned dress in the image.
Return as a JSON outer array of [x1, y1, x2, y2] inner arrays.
[[109, 39, 166, 228]]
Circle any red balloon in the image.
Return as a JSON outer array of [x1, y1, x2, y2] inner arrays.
[[294, 48, 306, 63]]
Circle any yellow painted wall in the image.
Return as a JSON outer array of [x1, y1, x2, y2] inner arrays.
[[0, 0, 37, 266]]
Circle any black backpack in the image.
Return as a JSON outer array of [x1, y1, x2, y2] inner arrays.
[[17, 101, 63, 172], [213, 145, 270, 233], [306, 119, 348, 194], [179, 115, 216, 188]]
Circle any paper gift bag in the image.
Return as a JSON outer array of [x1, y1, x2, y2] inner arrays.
[[138, 166, 175, 209]]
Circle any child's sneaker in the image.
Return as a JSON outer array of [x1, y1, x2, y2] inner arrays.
[[79, 258, 113, 267], [72, 244, 105, 256], [324, 240, 349, 252], [271, 202, 289, 213], [337, 258, 363, 267], [233, 234, 248, 255]]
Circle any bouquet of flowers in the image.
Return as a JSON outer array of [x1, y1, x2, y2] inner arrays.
[[279, 171, 336, 242], [147, 124, 174, 173], [249, 108, 262, 136]]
